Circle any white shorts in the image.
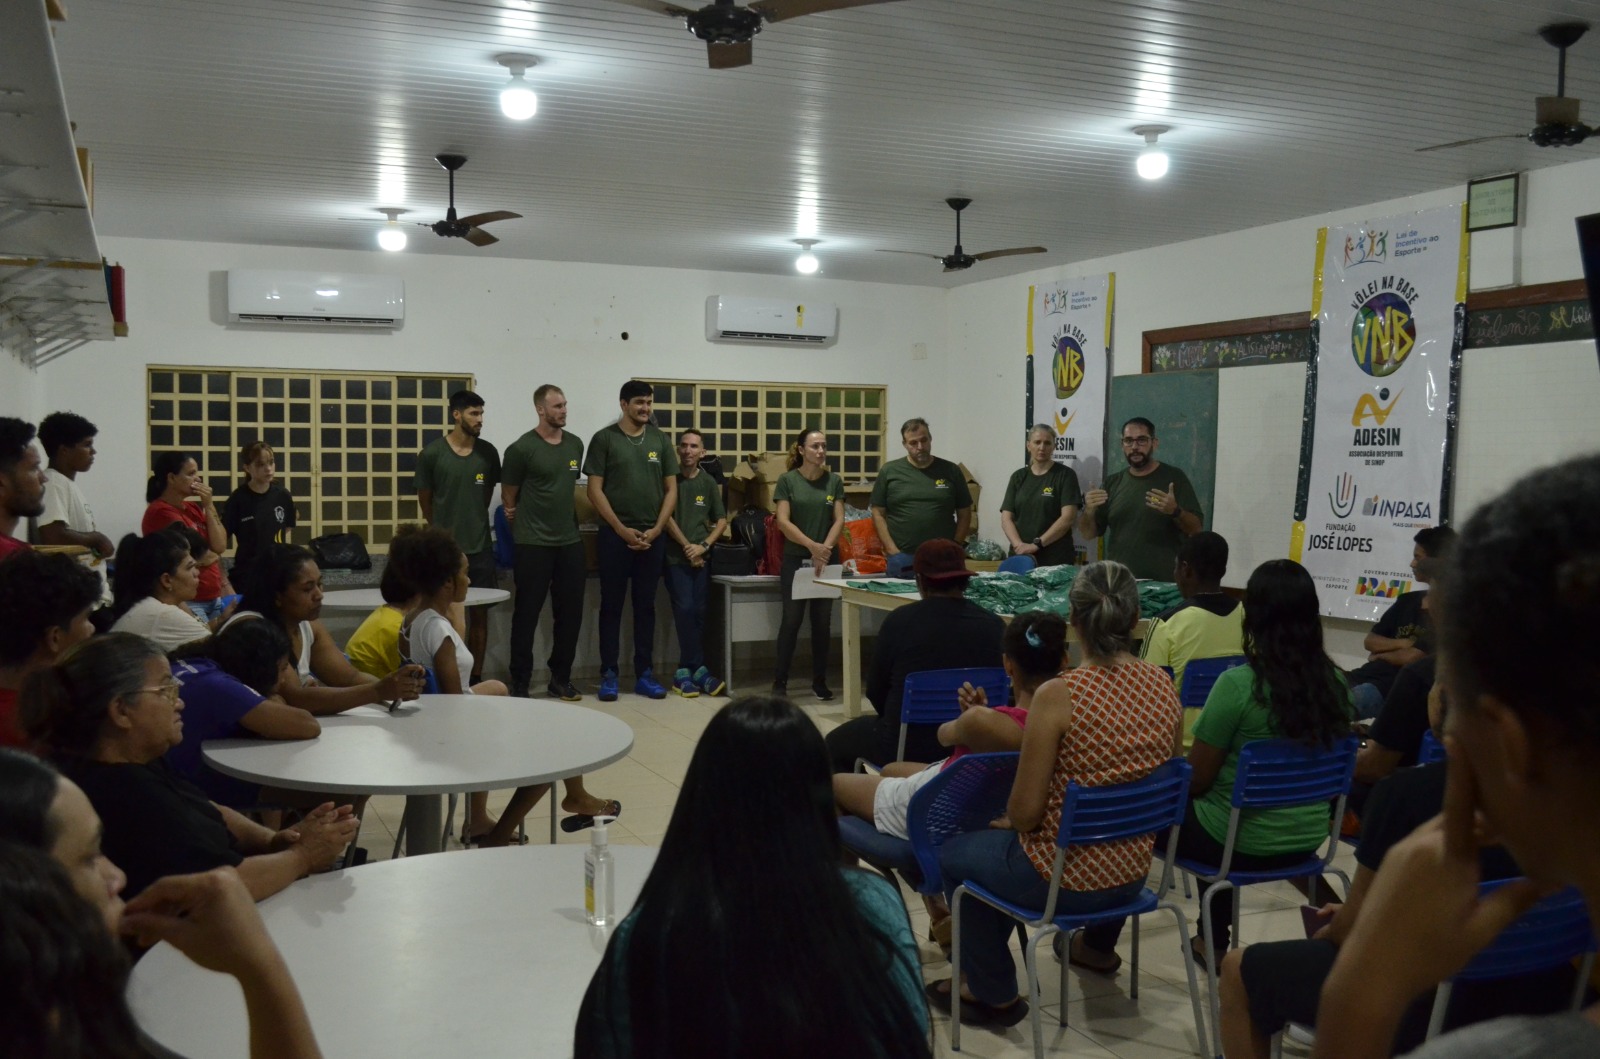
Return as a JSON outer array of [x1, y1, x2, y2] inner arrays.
[[871, 763, 942, 840]]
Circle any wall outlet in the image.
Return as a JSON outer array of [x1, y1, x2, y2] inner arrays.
[[911, 342, 927, 361]]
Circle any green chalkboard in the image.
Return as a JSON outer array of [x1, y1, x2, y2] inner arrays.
[[1465, 298, 1593, 348], [1106, 371, 1218, 530], [1149, 329, 1311, 372]]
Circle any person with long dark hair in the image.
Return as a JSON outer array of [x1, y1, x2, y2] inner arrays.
[[107, 529, 214, 650], [1076, 558, 1354, 973], [20, 633, 356, 902], [0, 550, 100, 748], [575, 696, 930, 1057], [933, 561, 1183, 1025], [1313, 455, 1600, 1058], [772, 428, 845, 700], [142, 451, 231, 621], [234, 543, 423, 715], [0, 750, 322, 1058]]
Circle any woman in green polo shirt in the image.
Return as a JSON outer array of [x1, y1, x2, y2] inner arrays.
[[999, 423, 1083, 568], [772, 430, 845, 701]]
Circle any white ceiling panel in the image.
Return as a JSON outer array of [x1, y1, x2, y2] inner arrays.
[[36, 0, 1600, 285]]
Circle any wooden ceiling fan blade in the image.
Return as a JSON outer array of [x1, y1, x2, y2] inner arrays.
[[749, 0, 904, 23], [707, 39, 753, 69], [875, 249, 943, 259], [464, 228, 499, 247], [606, 0, 699, 17], [456, 210, 521, 227], [973, 246, 1047, 261], [1414, 133, 1525, 152]]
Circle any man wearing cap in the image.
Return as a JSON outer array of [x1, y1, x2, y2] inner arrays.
[[823, 539, 1005, 773]]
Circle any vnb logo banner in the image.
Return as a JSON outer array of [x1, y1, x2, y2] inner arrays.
[[1292, 205, 1464, 622]]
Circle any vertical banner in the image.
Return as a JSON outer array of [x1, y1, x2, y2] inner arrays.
[[1290, 205, 1466, 620], [1029, 275, 1114, 556]]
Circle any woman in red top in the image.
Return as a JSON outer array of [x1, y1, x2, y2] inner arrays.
[[928, 560, 1183, 1026], [141, 452, 230, 621]]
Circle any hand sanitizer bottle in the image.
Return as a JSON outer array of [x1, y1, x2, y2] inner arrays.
[[584, 815, 616, 929]]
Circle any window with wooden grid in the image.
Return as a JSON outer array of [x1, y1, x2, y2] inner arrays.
[[146, 367, 474, 553], [638, 379, 889, 482]]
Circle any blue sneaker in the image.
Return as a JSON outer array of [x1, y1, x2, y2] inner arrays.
[[634, 669, 667, 700], [598, 669, 619, 702], [693, 666, 726, 696], [670, 668, 700, 698]]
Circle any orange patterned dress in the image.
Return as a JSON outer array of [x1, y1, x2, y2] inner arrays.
[[1017, 660, 1183, 890]]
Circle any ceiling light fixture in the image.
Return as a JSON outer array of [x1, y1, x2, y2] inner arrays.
[[496, 53, 539, 120], [792, 238, 821, 275], [377, 208, 408, 252], [1133, 124, 1171, 180]]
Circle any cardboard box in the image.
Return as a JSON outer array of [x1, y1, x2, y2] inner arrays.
[[727, 452, 790, 512]]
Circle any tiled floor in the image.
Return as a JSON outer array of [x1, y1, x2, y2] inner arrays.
[[352, 681, 1350, 1058]]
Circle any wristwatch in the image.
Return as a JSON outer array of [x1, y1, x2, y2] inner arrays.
[[1031, 537, 1043, 548]]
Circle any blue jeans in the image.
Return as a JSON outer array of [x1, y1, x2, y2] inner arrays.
[[1350, 681, 1386, 721], [941, 829, 1146, 1005], [596, 525, 665, 675], [662, 562, 709, 671]]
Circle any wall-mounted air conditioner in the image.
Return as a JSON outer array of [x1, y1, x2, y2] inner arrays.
[[706, 296, 837, 345], [228, 270, 405, 328]]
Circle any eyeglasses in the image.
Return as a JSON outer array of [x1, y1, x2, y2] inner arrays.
[[136, 683, 182, 704], [1121, 436, 1153, 446]]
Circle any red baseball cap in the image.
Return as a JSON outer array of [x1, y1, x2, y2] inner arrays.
[[913, 539, 974, 584]]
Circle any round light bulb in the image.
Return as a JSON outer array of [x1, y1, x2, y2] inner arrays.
[[500, 76, 538, 120], [1136, 147, 1169, 180], [377, 225, 407, 252], [795, 251, 819, 275]]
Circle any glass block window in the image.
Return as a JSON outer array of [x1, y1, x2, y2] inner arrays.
[[639, 379, 888, 481], [147, 367, 473, 552]]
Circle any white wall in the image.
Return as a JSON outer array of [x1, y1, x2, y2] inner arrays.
[[45, 238, 951, 540], [1, 346, 41, 423], [945, 155, 1600, 664]]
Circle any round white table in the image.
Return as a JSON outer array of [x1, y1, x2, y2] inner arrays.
[[319, 586, 511, 610], [128, 845, 655, 1059], [202, 695, 634, 855]]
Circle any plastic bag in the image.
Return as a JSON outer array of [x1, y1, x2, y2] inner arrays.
[[838, 517, 883, 564], [844, 555, 887, 576], [963, 536, 1006, 561]]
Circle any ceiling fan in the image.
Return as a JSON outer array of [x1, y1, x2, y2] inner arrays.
[[604, 0, 904, 69], [877, 198, 1047, 273], [1417, 22, 1594, 152], [421, 154, 521, 246]]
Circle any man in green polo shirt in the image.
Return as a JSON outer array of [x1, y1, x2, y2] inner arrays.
[[869, 418, 972, 570], [584, 380, 679, 702], [415, 389, 500, 680], [502, 384, 586, 702], [662, 428, 728, 699], [1078, 416, 1203, 580]]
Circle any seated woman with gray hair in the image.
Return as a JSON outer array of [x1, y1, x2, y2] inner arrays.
[[929, 560, 1184, 1027]]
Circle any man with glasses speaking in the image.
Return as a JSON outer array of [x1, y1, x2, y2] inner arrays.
[[1077, 417, 1203, 580]]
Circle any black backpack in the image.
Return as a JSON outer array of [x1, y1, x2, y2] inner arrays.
[[730, 506, 769, 563]]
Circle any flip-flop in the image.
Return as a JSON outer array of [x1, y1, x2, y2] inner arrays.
[[922, 980, 1030, 1027], [560, 799, 623, 833]]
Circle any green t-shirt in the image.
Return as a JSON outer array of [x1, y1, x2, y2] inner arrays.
[[773, 468, 844, 559], [1191, 663, 1354, 856], [1000, 463, 1083, 566], [501, 430, 584, 547], [582, 423, 679, 530], [667, 470, 726, 566], [868, 456, 972, 555], [1094, 464, 1202, 580], [414, 436, 501, 555]]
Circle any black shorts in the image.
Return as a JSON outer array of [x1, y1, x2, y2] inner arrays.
[[1239, 938, 1337, 1034], [465, 549, 499, 589]]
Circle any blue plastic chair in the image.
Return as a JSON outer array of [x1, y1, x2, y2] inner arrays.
[[1177, 655, 1246, 710], [1417, 728, 1446, 765], [838, 751, 1019, 897], [949, 760, 1208, 1058], [897, 667, 1010, 761], [1424, 881, 1597, 1038], [999, 554, 1037, 575], [1173, 736, 1359, 1058]]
